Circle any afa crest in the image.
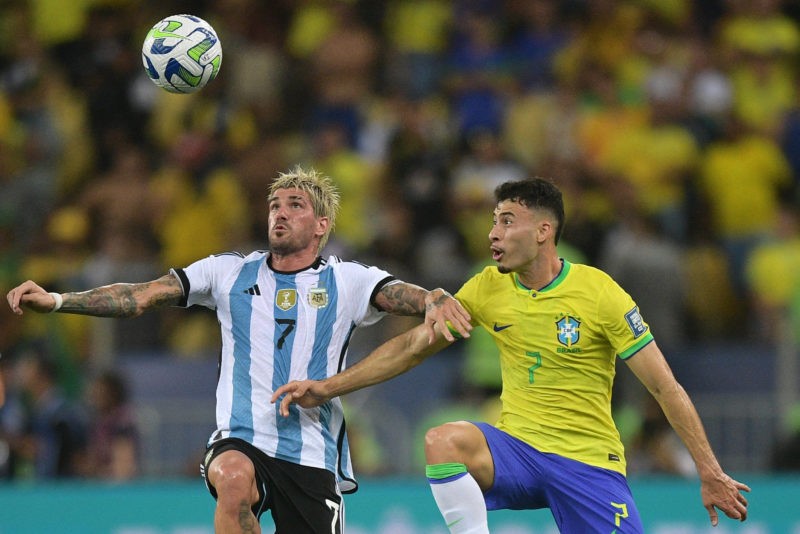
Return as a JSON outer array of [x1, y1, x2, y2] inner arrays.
[[308, 287, 329, 309], [556, 315, 581, 347], [276, 289, 297, 311]]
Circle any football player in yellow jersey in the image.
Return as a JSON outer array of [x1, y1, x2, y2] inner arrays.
[[273, 177, 750, 532]]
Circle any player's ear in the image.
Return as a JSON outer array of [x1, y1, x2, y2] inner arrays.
[[315, 216, 330, 238], [536, 220, 552, 244]]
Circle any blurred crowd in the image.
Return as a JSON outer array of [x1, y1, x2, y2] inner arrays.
[[2, 0, 800, 480], [0, 349, 139, 481]]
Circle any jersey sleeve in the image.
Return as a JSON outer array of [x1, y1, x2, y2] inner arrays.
[[337, 260, 395, 327], [171, 253, 242, 309], [448, 269, 492, 339], [454, 269, 488, 321], [597, 278, 654, 359]]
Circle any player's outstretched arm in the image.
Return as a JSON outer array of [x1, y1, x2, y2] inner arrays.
[[272, 322, 452, 416], [7, 274, 184, 317], [626, 342, 750, 526], [374, 283, 472, 343]]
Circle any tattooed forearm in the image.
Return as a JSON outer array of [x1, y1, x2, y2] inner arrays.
[[377, 282, 427, 315], [60, 286, 139, 317], [59, 275, 182, 317]]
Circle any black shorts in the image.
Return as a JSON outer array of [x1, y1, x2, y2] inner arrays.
[[202, 437, 343, 534]]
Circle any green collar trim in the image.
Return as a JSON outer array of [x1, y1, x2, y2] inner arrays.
[[514, 259, 571, 293]]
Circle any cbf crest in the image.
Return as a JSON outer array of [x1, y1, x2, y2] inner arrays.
[[276, 289, 297, 311], [308, 287, 329, 309], [556, 315, 581, 347]]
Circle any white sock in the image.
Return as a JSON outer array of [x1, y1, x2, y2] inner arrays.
[[428, 471, 489, 533]]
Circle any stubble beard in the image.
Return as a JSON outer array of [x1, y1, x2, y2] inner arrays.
[[268, 231, 301, 256], [269, 240, 301, 256]]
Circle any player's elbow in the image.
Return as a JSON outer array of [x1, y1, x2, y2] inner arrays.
[[120, 295, 152, 318], [129, 306, 148, 318], [123, 295, 151, 317]]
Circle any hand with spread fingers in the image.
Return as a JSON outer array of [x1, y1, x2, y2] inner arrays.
[[271, 380, 329, 417], [702, 474, 751, 526]]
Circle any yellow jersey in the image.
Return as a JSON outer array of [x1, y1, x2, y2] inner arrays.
[[455, 260, 653, 475]]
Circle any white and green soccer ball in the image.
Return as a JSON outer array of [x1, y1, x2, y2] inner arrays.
[[142, 14, 222, 94]]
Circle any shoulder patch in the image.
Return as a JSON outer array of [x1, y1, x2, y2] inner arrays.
[[624, 306, 648, 338]]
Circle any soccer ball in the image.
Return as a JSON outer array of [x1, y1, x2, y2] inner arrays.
[[142, 14, 222, 94]]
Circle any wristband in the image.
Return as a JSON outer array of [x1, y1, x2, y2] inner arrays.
[[49, 292, 63, 313]]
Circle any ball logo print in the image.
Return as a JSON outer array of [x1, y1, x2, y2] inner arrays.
[[142, 14, 222, 94]]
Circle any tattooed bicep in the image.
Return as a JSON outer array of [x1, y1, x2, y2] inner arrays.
[[375, 281, 425, 315], [148, 274, 185, 305], [157, 273, 183, 291]]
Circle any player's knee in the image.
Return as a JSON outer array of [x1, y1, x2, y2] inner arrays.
[[209, 453, 257, 504], [424, 421, 472, 460]]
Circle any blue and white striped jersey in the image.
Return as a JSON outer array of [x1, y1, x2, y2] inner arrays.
[[171, 251, 395, 492]]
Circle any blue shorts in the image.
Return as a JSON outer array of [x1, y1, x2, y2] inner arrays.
[[476, 423, 644, 533]]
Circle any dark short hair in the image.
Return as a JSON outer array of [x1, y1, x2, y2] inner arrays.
[[494, 177, 565, 244]]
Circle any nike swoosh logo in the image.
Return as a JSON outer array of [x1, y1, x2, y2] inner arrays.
[[149, 28, 187, 40], [493, 322, 512, 332], [446, 518, 464, 528]]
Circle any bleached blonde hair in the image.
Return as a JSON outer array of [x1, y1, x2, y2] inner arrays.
[[269, 166, 340, 251]]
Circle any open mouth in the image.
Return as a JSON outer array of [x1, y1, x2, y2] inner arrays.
[[491, 247, 503, 261]]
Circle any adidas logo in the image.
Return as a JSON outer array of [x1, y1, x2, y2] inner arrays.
[[243, 284, 261, 296]]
